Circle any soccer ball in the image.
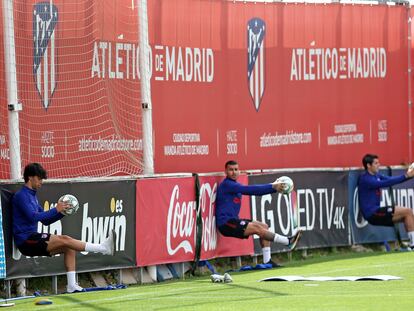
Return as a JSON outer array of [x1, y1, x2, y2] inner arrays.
[[275, 176, 294, 194], [59, 194, 80, 216], [409, 162, 414, 170]]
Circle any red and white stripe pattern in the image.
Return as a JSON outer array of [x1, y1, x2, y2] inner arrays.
[[249, 41, 265, 111], [33, 1, 58, 110], [247, 18, 266, 111]]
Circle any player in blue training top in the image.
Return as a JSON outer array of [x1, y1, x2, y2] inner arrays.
[[216, 160, 302, 267], [12, 163, 116, 293], [358, 154, 414, 249]]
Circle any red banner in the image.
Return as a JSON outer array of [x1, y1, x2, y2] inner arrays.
[[149, 1, 410, 172], [0, 0, 142, 178], [136, 177, 196, 266], [135, 175, 253, 266], [1, 2, 412, 178], [198, 175, 254, 260]]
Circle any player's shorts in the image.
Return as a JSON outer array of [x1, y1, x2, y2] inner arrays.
[[218, 218, 251, 239], [17, 233, 52, 257], [366, 206, 395, 227]]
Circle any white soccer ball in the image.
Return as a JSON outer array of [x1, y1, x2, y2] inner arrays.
[[59, 194, 80, 216], [275, 176, 294, 194]]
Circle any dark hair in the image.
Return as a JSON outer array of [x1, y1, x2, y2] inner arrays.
[[225, 160, 238, 168], [23, 163, 47, 182], [362, 154, 378, 170]]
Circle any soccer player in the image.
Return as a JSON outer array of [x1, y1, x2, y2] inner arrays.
[[12, 163, 116, 293], [216, 160, 302, 267], [358, 154, 414, 249]]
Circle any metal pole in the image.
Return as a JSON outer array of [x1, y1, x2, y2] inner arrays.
[[52, 276, 58, 294], [3, 0, 24, 297], [138, 0, 156, 280], [407, 4, 412, 162], [2, 0, 22, 180], [138, 0, 154, 175]]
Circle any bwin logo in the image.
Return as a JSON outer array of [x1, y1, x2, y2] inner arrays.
[[247, 18, 266, 112], [81, 198, 127, 255], [33, 2, 58, 110]]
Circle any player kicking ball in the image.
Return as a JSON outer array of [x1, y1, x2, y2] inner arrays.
[[216, 160, 302, 268], [12, 163, 116, 293]]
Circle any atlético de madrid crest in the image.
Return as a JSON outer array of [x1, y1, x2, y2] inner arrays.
[[247, 18, 266, 111], [33, 2, 58, 110]]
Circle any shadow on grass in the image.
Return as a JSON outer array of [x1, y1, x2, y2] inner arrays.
[[286, 249, 397, 268], [208, 250, 400, 279], [149, 282, 287, 310], [59, 294, 113, 311]]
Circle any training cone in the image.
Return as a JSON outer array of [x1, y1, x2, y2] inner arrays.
[[34, 298, 53, 305]]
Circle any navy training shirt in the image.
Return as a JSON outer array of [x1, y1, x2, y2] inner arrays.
[[215, 177, 276, 226], [357, 171, 408, 219], [12, 186, 64, 246]]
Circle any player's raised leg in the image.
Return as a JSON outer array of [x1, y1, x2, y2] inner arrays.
[[46, 230, 116, 293], [244, 221, 302, 267]]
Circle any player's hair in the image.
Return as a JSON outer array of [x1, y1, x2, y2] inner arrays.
[[225, 160, 238, 168], [362, 154, 378, 170], [23, 163, 48, 182]]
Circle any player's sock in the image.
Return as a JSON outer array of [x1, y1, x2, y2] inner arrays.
[[67, 271, 84, 293], [273, 234, 289, 245], [67, 271, 77, 287], [85, 242, 106, 254], [408, 231, 414, 247], [262, 247, 271, 263]]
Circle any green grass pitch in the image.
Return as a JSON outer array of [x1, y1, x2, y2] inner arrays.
[[6, 251, 414, 310]]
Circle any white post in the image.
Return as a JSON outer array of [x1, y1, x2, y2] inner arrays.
[[138, 0, 156, 281], [408, 5, 412, 162], [3, 0, 24, 297], [138, 0, 154, 175], [2, 0, 22, 180]]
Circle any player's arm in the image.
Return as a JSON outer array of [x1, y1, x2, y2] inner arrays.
[[228, 182, 276, 196], [41, 205, 67, 225], [14, 195, 64, 224], [39, 201, 70, 225], [365, 174, 408, 188]]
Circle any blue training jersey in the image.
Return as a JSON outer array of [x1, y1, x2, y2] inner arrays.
[[357, 171, 407, 218], [215, 177, 276, 226], [12, 186, 64, 246]]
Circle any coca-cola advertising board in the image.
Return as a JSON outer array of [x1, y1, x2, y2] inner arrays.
[[136, 177, 196, 266], [135, 175, 253, 266], [198, 175, 254, 260]]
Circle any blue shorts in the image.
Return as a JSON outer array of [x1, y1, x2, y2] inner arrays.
[[17, 233, 52, 257], [366, 206, 395, 227], [218, 219, 251, 239]]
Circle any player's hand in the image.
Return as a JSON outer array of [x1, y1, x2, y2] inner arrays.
[[406, 167, 414, 178], [56, 201, 70, 214], [271, 181, 285, 193]]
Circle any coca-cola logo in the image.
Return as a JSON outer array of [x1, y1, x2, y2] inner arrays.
[[199, 182, 217, 251], [166, 185, 196, 255]]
